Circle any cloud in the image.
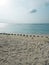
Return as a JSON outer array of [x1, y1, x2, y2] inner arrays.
[[45, 2, 49, 6], [0, 0, 49, 23], [30, 9, 37, 13]]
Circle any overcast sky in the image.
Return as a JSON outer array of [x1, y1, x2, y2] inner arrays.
[[0, 0, 49, 23]]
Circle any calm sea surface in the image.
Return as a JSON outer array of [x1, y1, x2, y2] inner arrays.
[[0, 23, 49, 34]]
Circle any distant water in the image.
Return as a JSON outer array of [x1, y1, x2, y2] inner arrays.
[[0, 23, 49, 34]]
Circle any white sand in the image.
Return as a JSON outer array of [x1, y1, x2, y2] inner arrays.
[[0, 34, 49, 65]]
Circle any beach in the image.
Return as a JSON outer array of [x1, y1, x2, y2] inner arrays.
[[0, 33, 49, 65]]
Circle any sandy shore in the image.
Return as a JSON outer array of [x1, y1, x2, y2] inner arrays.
[[0, 34, 49, 65]]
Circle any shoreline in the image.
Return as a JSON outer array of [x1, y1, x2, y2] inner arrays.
[[0, 33, 49, 38]]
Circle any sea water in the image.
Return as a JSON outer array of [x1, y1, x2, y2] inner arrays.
[[0, 23, 49, 34]]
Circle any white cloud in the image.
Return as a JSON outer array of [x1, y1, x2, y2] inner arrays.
[[0, 0, 49, 23]]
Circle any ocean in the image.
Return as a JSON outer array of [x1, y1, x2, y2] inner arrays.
[[0, 23, 49, 34]]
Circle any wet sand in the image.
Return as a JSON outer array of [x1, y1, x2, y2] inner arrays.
[[0, 34, 49, 65]]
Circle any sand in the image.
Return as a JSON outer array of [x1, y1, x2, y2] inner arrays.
[[0, 34, 49, 65]]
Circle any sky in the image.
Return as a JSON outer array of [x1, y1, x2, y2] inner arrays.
[[0, 0, 49, 23]]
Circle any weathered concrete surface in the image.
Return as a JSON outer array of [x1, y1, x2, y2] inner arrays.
[[0, 35, 49, 65]]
